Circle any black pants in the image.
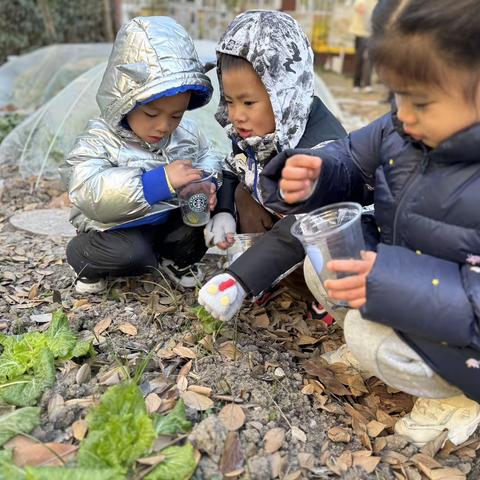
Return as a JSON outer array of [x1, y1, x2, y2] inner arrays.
[[66, 210, 207, 280], [353, 36, 372, 88]]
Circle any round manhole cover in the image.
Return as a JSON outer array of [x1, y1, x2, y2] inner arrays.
[[9, 208, 76, 237]]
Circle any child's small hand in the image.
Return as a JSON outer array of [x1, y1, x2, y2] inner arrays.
[[204, 212, 236, 249], [165, 160, 202, 189], [324, 251, 377, 309], [209, 183, 217, 211], [279, 155, 322, 203]]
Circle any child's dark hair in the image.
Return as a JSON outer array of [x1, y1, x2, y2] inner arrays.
[[370, 0, 480, 98], [218, 53, 251, 73]]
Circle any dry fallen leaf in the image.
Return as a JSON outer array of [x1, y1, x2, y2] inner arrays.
[[419, 466, 466, 480], [367, 420, 386, 438], [291, 426, 306, 443], [353, 455, 381, 474], [181, 390, 213, 411], [177, 376, 188, 392], [270, 452, 287, 478], [178, 360, 193, 377], [420, 430, 449, 458], [298, 452, 315, 471], [252, 313, 269, 328], [75, 363, 91, 385], [327, 451, 352, 476], [219, 404, 246, 431], [11, 441, 78, 467], [219, 431, 244, 475], [264, 428, 286, 453], [73, 299, 90, 309], [217, 341, 243, 361], [156, 348, 176, 359], [97, 367, 126, 386], [188, 385, 212, 396], [118, 322, 138, 336], [145, 393, 162, 414], [72, 419, 88, 441], [327, 426, 351, 443], [173, 345, 197, 359], [93, 317, 112, 336]]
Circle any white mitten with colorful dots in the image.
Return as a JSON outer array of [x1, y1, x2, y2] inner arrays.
[[198, 273, 246, 321]]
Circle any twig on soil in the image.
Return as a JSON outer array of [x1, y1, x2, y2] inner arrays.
[[260, 385, 292, 429]]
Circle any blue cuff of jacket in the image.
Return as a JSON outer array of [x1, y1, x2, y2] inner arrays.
[[142, 166, 173, 205], [361, 243, 476, 346]]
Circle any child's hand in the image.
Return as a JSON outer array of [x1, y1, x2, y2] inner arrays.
[[204, 212, 236, 249], [209, 183, 217, 211], [165, 160, 202, 189], [279, 155, 322, 203], [324, 251, 377, 308]]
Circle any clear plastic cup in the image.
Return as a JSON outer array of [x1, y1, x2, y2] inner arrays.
[[291, 202, 365, 287], [227, 233, 263, 264], [176, 170, 214, 227]]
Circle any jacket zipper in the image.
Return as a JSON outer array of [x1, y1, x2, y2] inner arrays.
[[392, 150, 429, 244]]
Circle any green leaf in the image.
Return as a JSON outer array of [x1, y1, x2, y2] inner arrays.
[[0, 449, 26, 480], [46, 311, 77, 358], [70, 340, 94, 359], [0, 349, 56, 406], [193, 306, 223, 335], [78, 382, 155, 470], [152, 400, 192, 436], [0, 309, 91, 406], [145, 443, 197, 480], [0, 332, 48, 382], [0, 407, 41, 446], [24, 467, 125, 480]]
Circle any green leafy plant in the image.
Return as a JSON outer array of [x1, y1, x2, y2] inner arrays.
[[192, 306, 223, 335], [145, 443, 197, 480], [152, 399, 192, 436], [77, 381, 156, 472], [0, 407, 40, 446], [0, 310, 93, 406]]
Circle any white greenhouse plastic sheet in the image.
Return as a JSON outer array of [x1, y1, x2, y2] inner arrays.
[[0, 43, 112, 111]]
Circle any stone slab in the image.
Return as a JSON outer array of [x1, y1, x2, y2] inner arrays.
[[9, 208, 76, 237]]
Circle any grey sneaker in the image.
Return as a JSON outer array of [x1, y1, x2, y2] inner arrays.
[[159, 259, 204, 288], [75, 277, 107, 294]]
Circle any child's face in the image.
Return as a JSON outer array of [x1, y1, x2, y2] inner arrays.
[[392, 74, 480, 149], [127, 92, 191, 143], [221, 64, 276, 139]]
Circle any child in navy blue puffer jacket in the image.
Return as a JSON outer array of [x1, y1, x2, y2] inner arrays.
[[263, 0, 480, 447]]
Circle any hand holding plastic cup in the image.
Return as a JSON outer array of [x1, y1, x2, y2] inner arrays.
[[176, 170, 214, 227], [291, 202, 365, 304]]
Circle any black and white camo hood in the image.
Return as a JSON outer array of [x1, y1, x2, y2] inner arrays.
[[216, 10, 315, 154]]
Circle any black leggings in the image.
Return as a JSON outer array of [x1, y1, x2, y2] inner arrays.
[[66, 210, 207, 280]]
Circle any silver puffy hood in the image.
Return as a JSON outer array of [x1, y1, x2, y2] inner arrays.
[[216, 10, 315, 151], [97, 16, 213, 130]]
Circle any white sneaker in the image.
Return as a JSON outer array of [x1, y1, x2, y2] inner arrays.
[[363, 86, 373, 93], [395, 395, 480, 446], [75, 277, 107, 294], [159, 259, 204, 288], [353, 86, 361, 93], [322, 344, 371, 378]]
